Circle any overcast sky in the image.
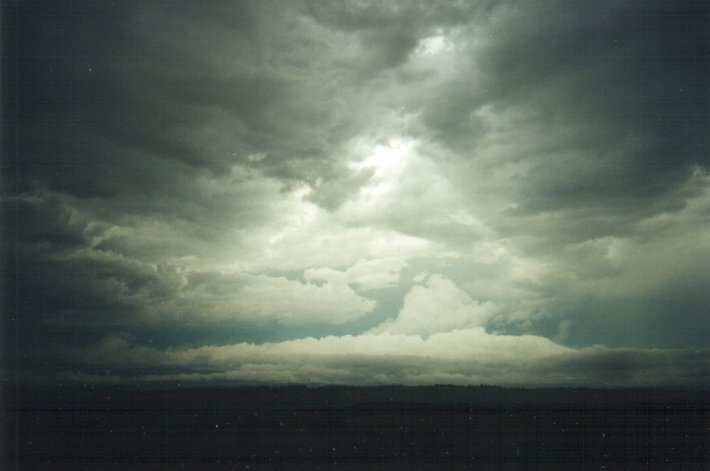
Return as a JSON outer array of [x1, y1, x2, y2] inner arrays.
[[3, 0, 709, 387]]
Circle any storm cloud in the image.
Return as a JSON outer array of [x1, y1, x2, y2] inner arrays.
[[2, 0, 709, 387]]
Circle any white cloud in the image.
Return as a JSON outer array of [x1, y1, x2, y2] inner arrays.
[[229, 183, 434, 273], [66, 330, 709, 387], [146, 271, 376, 326], [371, 274, 498, 335], [304, 257, 407, 291]]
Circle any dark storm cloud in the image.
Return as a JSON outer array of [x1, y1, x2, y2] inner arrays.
[[425, 0, 709, 221], [2, 0, 708, 387], [5, 0, 708, 207], [1, 197, 178, 332], [306, 1, 432, 74], [4, 0, 364, 199]]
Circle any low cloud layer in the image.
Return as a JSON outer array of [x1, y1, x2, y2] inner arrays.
[[3, 0, 709, 386], [52, 331, 710, 388]]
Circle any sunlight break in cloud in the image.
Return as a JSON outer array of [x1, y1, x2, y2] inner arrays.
[[4, 0, 708, 387]]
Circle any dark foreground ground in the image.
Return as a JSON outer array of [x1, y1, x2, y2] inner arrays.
[[3, 385, 708, 469]]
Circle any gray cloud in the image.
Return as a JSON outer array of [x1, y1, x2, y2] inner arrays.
[[3, 0, 708, 387], [431, 0, 709, 220]]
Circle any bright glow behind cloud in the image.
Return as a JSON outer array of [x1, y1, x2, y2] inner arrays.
[[5, 0, 709, 387]]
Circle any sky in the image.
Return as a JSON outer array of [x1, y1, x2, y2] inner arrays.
[[2, 0, 709, 388]]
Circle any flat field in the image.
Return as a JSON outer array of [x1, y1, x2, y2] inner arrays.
[[4, 386, 708, 469]]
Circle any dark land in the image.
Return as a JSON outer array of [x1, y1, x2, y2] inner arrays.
[[3, 385, 708, 469]]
